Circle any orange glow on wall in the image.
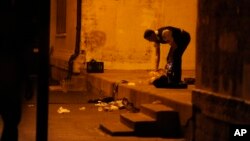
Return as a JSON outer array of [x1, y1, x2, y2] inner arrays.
[[81, 0, 197, 70]]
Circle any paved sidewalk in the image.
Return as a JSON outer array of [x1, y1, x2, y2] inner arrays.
[[0, 91, 185, 141]]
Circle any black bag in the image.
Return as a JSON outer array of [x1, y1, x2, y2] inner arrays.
[[152, 75, 187, 89], [152, 75, 169, 88], [87, 59, 104, 73]]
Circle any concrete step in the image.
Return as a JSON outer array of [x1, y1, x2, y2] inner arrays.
[[58, 75, 87, 92], [140, 104, 176, 119], [99, 122, 134, 136], [85, 70, 193, 128], [140, 104, 182, 137], [99, 104, 182, 137], [120, 112, 158, 136]]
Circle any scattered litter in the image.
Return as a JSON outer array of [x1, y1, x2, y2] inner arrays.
[[88, 95, 140, 113], [127, 82, 135, 86], [149, 76, 157, 84], [109, 105, 119, 111], [91, 97, 139, 113], [149, 70, 163, 77], [91, 97, 123, 112], [95, 101, 120, 112], [88, 97, 114, 103], [95, 102, 108, 107], [152, 100, 162, 104], [98, 107, 103, 112], [57, 106, 70, 114], [79, 107, 86, 111], [148, 70, 167, 84], [115, 100, 124, 108]]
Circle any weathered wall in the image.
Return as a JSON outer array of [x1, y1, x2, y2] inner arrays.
[[81, 0, 197, 70], [50, 0, 77, 65], [196, 0, 250, 99], [50, 0, 77, 80], [193, 0, 250, 141]]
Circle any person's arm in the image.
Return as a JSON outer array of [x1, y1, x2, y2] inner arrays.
[[154, 42, 160, 71]]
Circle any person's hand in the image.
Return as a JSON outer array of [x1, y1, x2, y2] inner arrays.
[[165, 63, 172, 71]]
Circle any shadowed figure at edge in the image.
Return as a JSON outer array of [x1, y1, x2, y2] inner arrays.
[[144, 26, 190, 88], [0, 0, 34, 141]]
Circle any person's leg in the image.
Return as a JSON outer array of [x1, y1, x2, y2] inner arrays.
[[1, 89, 21, 141], [170, 31, 190, 84], [170, 58, 182, 83]]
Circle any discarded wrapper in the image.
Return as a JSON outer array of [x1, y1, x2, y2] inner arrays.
[[79, 107, 86, 111], [110, 105, 119, 111], [95, 102, 108, 107], [152, 100, 162, 104], [127, 82, 135, 86], [98, 107, 103, 112], [57, 106, 70, 114]]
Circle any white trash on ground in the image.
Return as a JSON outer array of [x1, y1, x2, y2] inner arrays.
[[94, 99, 125, 112], [127, 82, 136, 86], [57, 106, 70, 114], [79, 107, 86, 111]]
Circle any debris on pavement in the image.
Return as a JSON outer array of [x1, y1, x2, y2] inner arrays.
[[88, 97, 114, 103], [152, 100, 162, 104], [148, 70, 166, 84], [57, 106, 70, 114], [127, 82, 135, 86], [109, 105, 119, 111], [79, 107, 86, 111], [90, 97, 139, 113], [98, 107, 103, 112], [149, 69, 166, 77], [95, 101, 108, 107], [94, 100, 121, 112]]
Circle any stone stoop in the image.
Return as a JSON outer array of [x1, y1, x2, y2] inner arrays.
[[69, 75, 87, 91], [99, 104, 182, 138], [58, 75, 87, 92], [120, 112, 157, 136]]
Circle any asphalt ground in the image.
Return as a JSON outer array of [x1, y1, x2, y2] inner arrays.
[[1, 90, 185, 141]]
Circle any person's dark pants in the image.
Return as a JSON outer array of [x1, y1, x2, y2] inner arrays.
[[0, 86, 22, 141], [0, 68, 22, 141], [167, 31, 190, 83]]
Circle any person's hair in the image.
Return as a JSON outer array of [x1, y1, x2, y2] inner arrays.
[[144, 29, 155, 39]]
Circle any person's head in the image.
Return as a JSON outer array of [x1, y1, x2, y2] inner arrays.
[[144, 29, 157, 42]]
